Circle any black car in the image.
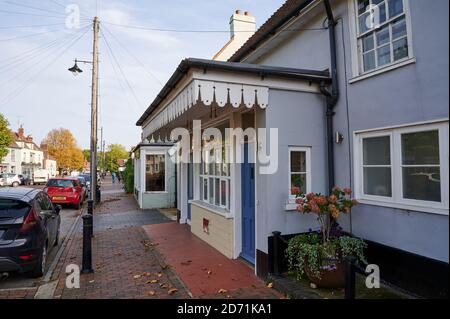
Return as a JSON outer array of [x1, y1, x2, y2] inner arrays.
[[0, 188, 61, 278]]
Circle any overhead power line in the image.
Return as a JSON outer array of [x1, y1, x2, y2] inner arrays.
[[100, 27, 143, 109], [0, 8, 66, 19], [102, 25, 162, 85], [0, 25, 88, 42], [0, 26, 91, 106], [0, 23, 67, 29], [3, 1, 68, 17], [102, 21, 327, 33]]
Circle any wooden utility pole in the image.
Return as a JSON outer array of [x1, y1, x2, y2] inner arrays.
[[100, 126, 103, 173], [90, 16, 99, 203]]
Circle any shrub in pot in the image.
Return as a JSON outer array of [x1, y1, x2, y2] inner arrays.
[[286, 187, 367, 288]]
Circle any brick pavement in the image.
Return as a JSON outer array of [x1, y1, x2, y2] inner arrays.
[[143, 223, 283, 299]]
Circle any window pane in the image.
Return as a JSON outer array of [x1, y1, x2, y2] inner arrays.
[[209, 178, 214, 204], [215, 178, 220, 206], [393, 38, 408, 61], [401, 130, 440, 165], [290, 151, 306, 172], [402, 167, 441, 202], [220, 180, 227, 207], [358, 0, 370, 15], [392, 18, 407, 40], [362, 34, 374, 52], [200, 178, 204, 200], [145, 154, 165, 192], [363, 167, 392, 196], [376, 25, 390, 46], [377, 2, 387, 24], [203, 178, 208, 201], [363, 136, 391, 165], [377, 45, 391, 66], [291, 174, 306, 195], [388, 0, 403, 18], [359, 11, 371, 34], [363, 51, 376, 71]]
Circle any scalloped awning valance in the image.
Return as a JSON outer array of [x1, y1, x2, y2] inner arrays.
[[144, 79, 269, 136]]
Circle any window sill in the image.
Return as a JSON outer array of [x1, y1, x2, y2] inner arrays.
[[189, 200, 233, 219], [349, 58, 416, 84], [285, 203, 298, 211], [143, 191, 168, 194], [356, 198, 449, 216]]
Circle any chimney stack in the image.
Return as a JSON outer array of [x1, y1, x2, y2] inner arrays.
[[230, 9, 256, 40], [18, 125, 24, 140]]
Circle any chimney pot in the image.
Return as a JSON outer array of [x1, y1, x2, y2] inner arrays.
[[235, 10, 242, 14], [245, 11, 251, 16]]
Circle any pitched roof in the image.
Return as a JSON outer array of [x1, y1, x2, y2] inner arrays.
[[229, 0, 315, 62], [136, 57, 330, 126]]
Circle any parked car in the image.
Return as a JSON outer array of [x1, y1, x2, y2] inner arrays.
[[74, 176, 88, 200], [44, 178, 84, 209], [0, 188, 61, 277], [0, 174, 21, 187], [18, 174, 31, 186]]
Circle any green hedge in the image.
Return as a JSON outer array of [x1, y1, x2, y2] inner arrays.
[[123, 159, 134, 194]]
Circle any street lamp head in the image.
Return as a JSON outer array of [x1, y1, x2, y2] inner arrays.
[[68, 60, 83, 76]]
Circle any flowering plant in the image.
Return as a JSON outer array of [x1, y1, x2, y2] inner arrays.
[[286, 187, 366, 282], [295, 187, 358, 244]]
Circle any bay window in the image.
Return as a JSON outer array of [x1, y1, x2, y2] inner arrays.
[[199, 123, 231, 210], [355, 122, 449, 213], [145, 154, 165, 192]]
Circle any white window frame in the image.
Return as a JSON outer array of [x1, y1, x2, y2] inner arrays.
[[354, 121, 449, 215], [199, 149, 231, 211], [288, 146, 312, 200], [144, 151, 167, 193], [348, 0, 415, 80]]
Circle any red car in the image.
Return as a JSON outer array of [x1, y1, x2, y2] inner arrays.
[[44, 178, 85, 209]]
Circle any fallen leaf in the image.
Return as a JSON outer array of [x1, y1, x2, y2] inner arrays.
[[267, 282, 273, 289], [148, 279, 159, 284], [147, 290, 156, 296], [89, 280, 95, 284], [218, 289, 227, 294], [133, 275, 142, 279], [168, 288, 178, 295], [181, 260, 192, 266], [207, 270, 212, 275], [157, 273, 163, 278], [161, 265, 170, 270], [159, 283, 169, 289], [142, 272, 151, 277]]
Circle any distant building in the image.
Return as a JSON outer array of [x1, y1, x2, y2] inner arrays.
[[0, 126, 44, 176], [40, 143, 58, 177]]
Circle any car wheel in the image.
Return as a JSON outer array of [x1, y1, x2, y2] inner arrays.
[[12, 181, 19, 187], [28, 244, 47, 278]]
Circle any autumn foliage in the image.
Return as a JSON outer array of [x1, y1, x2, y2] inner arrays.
[[43, 128, 85, 174]]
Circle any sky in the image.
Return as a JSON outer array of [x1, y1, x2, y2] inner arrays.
[[0, 0, 284, 150]]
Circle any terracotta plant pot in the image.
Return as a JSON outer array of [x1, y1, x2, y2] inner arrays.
[[305, 261, 346, 289]]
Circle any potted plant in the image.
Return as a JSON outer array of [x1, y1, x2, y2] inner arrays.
[[286, 187, 367, 288]]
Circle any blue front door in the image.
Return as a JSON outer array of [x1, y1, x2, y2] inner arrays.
[[241, 143, 255, 264]]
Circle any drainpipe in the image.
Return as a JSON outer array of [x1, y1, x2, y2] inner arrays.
[[321, 0, 339, 194]]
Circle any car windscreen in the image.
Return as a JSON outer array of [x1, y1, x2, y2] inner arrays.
[[0, 199, 31, 218], [47, 179, 75, 188]]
